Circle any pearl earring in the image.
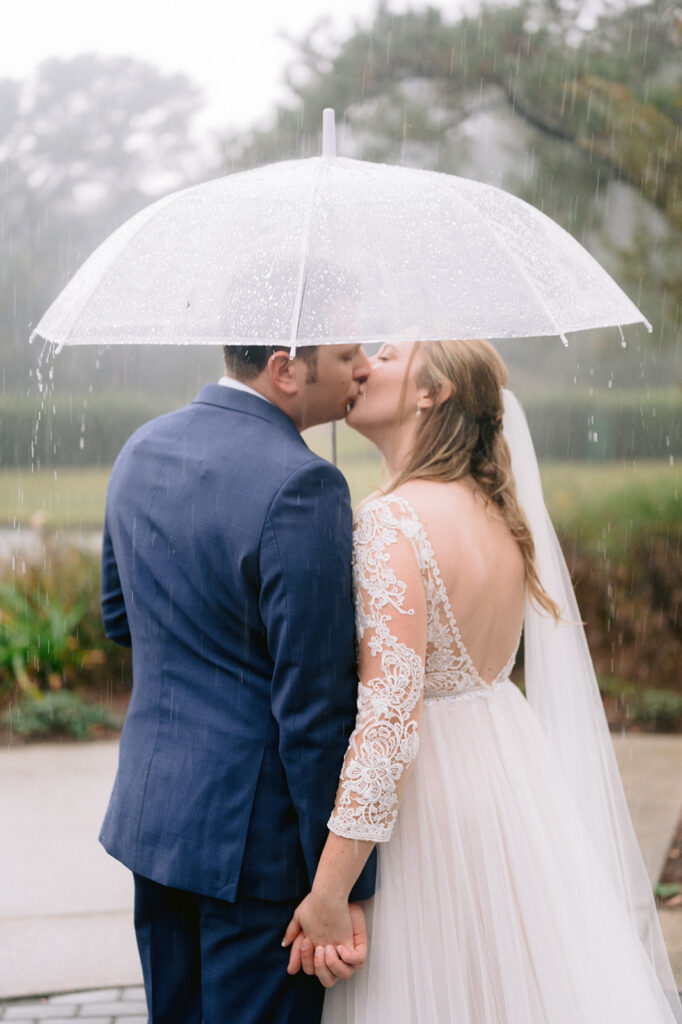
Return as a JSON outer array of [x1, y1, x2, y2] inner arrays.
[[416, 406, 422, 418]]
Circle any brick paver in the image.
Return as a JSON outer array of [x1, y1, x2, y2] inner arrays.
[[0, 987, 146, 1023]]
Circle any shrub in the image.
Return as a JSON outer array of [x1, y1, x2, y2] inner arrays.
[[598, 679, 682, 732], [0, 578, 87, 697], [630, 690, 682, 732], [0, 537, 131, 704], [566, 535, 681, 692], [540, 461, 681, 558], [3, 691, 121, 740], [655, 883, 681, 900]]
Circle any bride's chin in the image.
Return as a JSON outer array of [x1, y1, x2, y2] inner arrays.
[[345, 404, 369, 432]]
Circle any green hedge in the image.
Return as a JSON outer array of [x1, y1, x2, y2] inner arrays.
[[1, 393, 176, 469], [0, 387, 680, 467], [519, 388, 681, 461]]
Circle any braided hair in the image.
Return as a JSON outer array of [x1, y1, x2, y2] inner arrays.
[[386, 338, 560, 621]]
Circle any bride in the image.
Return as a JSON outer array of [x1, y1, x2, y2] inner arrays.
[[283, 338, 682, 1023]]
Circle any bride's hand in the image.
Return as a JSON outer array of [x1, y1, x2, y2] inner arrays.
[[283, 897, 367, 987], [282, 890, 353, 965]]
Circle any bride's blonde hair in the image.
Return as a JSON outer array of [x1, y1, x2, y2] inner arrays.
[[386, 338, 560, 621]]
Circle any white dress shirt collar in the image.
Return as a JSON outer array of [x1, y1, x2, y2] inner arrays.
[[218, 376, 273, 406]]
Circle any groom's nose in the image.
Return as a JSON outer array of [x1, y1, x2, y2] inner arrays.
[[354, 347, 371, 384]]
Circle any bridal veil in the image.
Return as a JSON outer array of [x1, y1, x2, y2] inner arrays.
[[503, 388, 681, 1021]]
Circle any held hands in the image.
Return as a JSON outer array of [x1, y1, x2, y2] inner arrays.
[[282, 895, 368, 988], [283, 832, 374, 986]]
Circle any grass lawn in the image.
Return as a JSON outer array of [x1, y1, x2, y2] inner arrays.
[[537, 458, 680, 555], [1, 467, 113, 530], [1, 421, 679, 537]]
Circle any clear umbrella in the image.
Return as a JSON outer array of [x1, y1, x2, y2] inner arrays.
[[30, 109, 650, 356]]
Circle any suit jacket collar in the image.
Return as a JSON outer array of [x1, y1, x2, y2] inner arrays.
[[192, 384, 304, 444]]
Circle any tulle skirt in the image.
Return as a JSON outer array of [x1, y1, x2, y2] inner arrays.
[[322, 679, 677, 1024]]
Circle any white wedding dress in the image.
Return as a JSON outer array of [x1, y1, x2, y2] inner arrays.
[[322, 492, 679, 1024]]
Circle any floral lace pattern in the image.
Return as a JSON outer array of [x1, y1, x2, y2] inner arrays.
[[328, 499, 424, 842], [328, 495, 520, 843]]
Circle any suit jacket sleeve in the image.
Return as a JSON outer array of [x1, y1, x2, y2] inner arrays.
[[259, 459, 376, 900], [101, 512, 132, 647]]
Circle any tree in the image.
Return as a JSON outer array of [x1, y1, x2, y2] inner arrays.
[[221, 1, 681, 226], [0, 55, 206, 390], [214, 1, 681, 365]]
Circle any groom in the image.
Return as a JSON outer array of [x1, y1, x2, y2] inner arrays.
[[99, 341, 375, 1024]]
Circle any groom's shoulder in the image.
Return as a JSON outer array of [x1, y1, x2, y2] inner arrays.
[[264, 453, 352, 548], [270, 445, 350, 503], [111, 405, 187, 461], [112, 399, 350, 501]]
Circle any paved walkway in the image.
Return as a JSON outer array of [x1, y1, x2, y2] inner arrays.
[[1, 734, 681, 1016], [0, 987, 146, 1021]]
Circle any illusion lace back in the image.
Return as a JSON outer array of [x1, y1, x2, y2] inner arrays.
[[328, 494, 519, 844], [324, 493, 678, 1024]]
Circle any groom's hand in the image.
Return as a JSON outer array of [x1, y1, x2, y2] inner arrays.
[[282, 898, 367, 987], [316, 902, 368, 986], [305, 902, 368, 987]]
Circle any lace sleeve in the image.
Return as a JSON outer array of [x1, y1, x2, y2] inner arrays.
[[328, 498, 427, 843]]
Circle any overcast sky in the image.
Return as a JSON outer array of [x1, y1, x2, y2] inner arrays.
[[1, 0, 484, 132], [3, 0, 641, 138]]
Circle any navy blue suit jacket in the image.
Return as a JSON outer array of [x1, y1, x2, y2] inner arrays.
[[99, 384, 376, 904]]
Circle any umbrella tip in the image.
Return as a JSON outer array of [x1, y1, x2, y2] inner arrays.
[[322, 108, 336, 157]]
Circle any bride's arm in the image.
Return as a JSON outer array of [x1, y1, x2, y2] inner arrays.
[[283, 500, 427, 983]]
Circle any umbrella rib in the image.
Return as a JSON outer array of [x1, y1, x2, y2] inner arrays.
[[31, 191, 180, 351], [289, 159, 325, 356], [447, 185, 574, 345]]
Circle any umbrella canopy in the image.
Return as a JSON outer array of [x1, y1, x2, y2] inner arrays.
[[31, 109, 650, 353]]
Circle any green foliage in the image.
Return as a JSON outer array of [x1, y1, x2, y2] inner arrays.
[[3, 691, 121, 740], [599, 679, 682, 731], [0, 579, 85, 697], [597, 675, 636, 701], [630, 689, 682, 732], [538, 459, 681, 557], [0, 541, 131, 701], [223, 1, 682, 219], [655, 883, 681, 900]]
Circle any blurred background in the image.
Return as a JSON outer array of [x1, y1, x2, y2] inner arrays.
[[0, 0, 680, 742]]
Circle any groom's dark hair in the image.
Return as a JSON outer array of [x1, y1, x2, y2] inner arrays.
[[223, 344, 319, 382]]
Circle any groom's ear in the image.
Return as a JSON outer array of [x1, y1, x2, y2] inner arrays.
[[267, 351, 302, 397]]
